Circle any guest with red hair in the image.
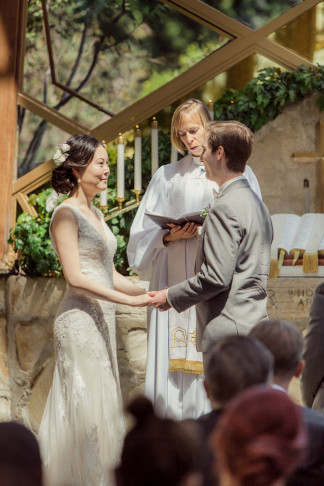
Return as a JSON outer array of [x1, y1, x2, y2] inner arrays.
[[212, 386, 307, 486]]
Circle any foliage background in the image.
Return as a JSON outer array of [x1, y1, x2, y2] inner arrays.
[[10, 64, 324, 276]]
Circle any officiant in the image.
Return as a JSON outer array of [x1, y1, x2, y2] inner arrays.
[[127, 99, 261, 420]]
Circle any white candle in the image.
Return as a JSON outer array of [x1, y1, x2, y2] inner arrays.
[[117, 133, 125, 199], [134, 125, 142, 190], [151, 117, 158, 176], [171, 145, 178, 163], [208, 100, 214, 121], [100, 139, 108, 206]]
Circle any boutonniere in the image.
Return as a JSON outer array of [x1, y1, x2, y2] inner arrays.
[[200, 204, 212, 218]]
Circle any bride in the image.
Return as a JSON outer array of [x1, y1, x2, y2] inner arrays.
[[38, 134, 150, 486]]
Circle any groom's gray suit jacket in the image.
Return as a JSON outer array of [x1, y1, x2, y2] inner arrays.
[[168, 178, 273, 352]]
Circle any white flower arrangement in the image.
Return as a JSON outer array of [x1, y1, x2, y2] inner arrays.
[[46, 189, 64, 212], [53, 143, 70, 166]]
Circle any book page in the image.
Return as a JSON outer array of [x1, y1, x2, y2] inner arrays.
[[291, 214, 317, 252], [276, 214, 300, 254]]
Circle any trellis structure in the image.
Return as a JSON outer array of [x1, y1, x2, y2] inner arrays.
[[0, 0, 323, 259]]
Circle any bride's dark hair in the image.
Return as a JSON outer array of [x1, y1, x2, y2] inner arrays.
[[52, 134, 102, 194], [115, 396, 199, 486]]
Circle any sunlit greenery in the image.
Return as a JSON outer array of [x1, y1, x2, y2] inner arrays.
[[11, 63, 324, 276]]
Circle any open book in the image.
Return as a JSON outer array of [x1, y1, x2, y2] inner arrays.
[[270, 213, 324, 278], [145, 210, 204, 229]]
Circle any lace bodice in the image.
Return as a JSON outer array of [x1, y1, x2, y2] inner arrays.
[[50, 203, 117, 288]]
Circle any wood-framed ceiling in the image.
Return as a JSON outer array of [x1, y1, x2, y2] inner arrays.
[[18, 0, 321, 143]]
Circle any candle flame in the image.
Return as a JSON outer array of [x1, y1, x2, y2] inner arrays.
[[136, 124, 139, 128], [153, 116, 156, 120]]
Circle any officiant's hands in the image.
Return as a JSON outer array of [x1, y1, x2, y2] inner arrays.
[[163, 222, 198, 244], [148, 289, 171, 311]]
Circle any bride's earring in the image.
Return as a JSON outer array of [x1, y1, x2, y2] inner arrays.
[[78, 178, 81, 183]]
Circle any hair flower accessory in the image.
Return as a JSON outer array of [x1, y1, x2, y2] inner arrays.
[[53, 142, 70, 166]]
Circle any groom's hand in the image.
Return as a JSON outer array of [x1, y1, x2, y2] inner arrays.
[[148, 289, 171, 311]]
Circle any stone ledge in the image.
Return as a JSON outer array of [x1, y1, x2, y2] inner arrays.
[[0, 275, 148, 432]]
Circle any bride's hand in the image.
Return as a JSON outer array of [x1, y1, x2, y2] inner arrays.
[[128, 293, 151, 307]]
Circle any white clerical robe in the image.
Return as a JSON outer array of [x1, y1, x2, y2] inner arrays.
[[127, 154, 262, 419]]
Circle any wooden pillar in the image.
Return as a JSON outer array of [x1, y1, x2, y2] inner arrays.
[[0, 0, 24, 260]]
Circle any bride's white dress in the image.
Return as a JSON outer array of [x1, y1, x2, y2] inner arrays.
[[38, 204, 125, 486]]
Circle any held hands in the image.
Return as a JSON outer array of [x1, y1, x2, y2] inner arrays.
[[147, 289, 171, 311], [129, 289, 171, 311], [129, 293, 151, 307], [163, 222, 198, 244]]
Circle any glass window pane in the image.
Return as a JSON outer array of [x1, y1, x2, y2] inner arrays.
[[202, 0, 302, 30], [267, 4, 324, 64], [45, 0, 229, 114], [17, 108, 69, 177], [154, 53, 289, 130]]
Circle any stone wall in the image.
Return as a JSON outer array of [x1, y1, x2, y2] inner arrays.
[[0, 275, 148, 433], [0, 274, 314, 428], [249, 93, 324, 215]]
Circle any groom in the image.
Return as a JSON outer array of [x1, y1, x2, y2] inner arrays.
[[149, 120, 273, 357]]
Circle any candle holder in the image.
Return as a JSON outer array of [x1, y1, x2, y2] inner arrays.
[[115, 197, 126, 211], [132, 189, 144, 204]]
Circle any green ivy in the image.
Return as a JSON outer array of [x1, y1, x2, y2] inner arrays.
[[9, 64, 324, 276], [213, 65, 324, 131], [9, 188, 63, 276]]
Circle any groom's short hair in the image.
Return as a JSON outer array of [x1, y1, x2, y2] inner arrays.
[[206, 120, 253, 173], [205, 335, 273, 407]]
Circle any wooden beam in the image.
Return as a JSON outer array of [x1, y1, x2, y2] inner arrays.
[[0, 0, 23, 259], [92, 0, 319, 141], [17, 92, 90, 135], [18, 0, 28, 91], [16, 192, 38, 217], [12, 159, 55, 195], [161, 0, 242, 37], [256, 0, 321, 37], [92, 34, 313, 142]]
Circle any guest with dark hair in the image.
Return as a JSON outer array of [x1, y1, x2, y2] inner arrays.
[[250, 318, 324, 486], [212, 386, 307, 486], [0, 422, 43, 486], [194, 335, 273, 486], [301, 281, 324, 412], [116, 396, 201, 486]]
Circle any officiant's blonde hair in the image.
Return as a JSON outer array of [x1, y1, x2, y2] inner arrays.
[[171, 99, 211, 155]]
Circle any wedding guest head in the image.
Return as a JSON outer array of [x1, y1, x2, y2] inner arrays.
[[212, 386, 307, 486], [115, 396, 201, 486], [206, 120, 254, 173], [0, 422, 43, 486], [51, 134, 105, 194], [204, 335, 273, 409], [249, 318, 304, 390], [171, 99, 212, 156]]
